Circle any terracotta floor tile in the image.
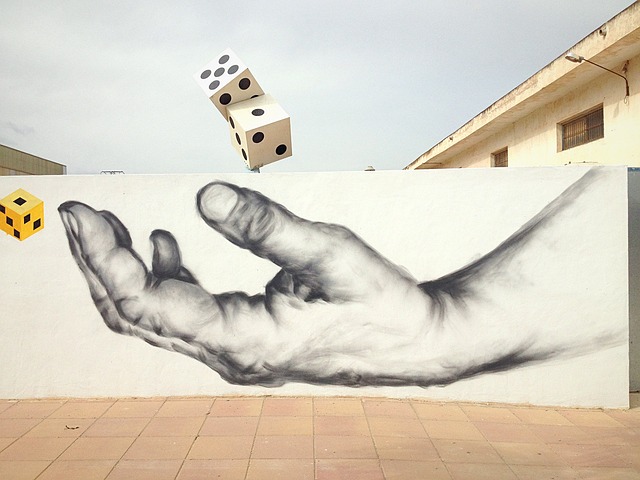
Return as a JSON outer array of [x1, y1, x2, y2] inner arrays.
[[629, 426, 640, 441], [510, 408, 574, 425], [24, 418, 94, 437], [422, 420, 484, 440], [177, 459, 248, 480], [262, 397, 312, 416], [106, 459, 182, 480], [373, 435, 439, 461], [475, 421, 540, 443], [49, 401, 114, 419], [620, 445, 640, 468], [432, 439, 504, 464], [103, 400, 164, 418], [461, 405, 521, 424], [550, 443, 632, 468], [83, 417, 150, 437], [606, 411, 640, 428], [314, 398, 365, 416], [188, 435, 254, 459], [527, 424, 594, 444], [141, 416, 205, 436], [59, 436, 135, 460], [0, 401, 65, 419], [363, 399, 417, 417], [572, 466, 640, 479], [209, 398, 263, 417], [0, 437, 16, 452], [447, 462, 518, 479], [380, 459, 452, 479], [4, 395, 637, 478], [0, 436, 75, 460], [367, 416, 427, 437], [315, 435, 377, 459], [314, 415, 370, 436], [412, 403, 469, 422], [256, 416, 313, 435], [577, 426, 640, 445], [252, 435, 313, 459], [508, 464, 580, 480], [123, 436, 194, 460], [316, 459, 385, 480], [0, 460, 51, 480], [38, 459, 117, 480], [246, 459, 314, 480], [491, 441, 566, 466], [199, 416, 259, 436], [155, 399, 213, 417], [559, 410, 626, 427], [0, 418, 42, 437]]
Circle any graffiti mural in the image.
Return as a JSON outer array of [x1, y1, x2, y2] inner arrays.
[[57, 167, 627, 389]]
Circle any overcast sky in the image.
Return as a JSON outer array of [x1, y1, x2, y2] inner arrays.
[[0, 1, 636, 174]]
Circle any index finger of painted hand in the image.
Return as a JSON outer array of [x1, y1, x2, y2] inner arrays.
[[196, 182, 404, 295], [197, 182, 344, 264], [58, 201, 148, 301]]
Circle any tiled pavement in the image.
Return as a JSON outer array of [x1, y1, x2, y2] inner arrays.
[[0, 394, 638, 480]]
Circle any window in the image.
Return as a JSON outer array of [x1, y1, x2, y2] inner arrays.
[[492, 148, 508, 167], [561, 106, 604, 151]]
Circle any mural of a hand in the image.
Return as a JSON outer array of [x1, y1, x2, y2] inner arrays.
[[58, 181, 436, 386], [58, 170, 625, 387]]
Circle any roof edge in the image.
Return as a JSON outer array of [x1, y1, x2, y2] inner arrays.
[[405, 1, 640, 170]]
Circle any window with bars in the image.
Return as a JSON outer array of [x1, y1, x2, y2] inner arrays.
[[492, 148, 508, 167], [561, 106, 604, 151]]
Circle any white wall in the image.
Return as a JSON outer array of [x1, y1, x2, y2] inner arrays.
[[0, 167, 630, 407], [629, 168, 640, 391]]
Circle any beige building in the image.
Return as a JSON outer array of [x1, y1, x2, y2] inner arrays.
[[405, 2, 640, 170], [0, 144, 66, 176]]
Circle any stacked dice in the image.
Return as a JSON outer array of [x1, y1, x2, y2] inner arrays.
[[194, 49, 292, 170]]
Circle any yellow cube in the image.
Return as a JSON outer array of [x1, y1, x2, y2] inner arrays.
[[0, 189, 44, 241]]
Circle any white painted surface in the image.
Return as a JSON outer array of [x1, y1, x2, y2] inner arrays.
[[629, 168, 640, 391], [0, 167, 629, 407]]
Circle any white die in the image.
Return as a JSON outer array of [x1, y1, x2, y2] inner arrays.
[[226, 94, 292, 169], [194, 49, 264, 119]]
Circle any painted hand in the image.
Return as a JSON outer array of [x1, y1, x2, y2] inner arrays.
[[58, 170, 625, 387], [58, 181, 437, 387]]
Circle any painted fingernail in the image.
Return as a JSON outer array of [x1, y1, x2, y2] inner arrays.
[[60, 209, 79, 239], [198, 183, 239, 223]]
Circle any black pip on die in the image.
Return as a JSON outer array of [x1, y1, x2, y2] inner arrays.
[[227, 94, 292, 170]]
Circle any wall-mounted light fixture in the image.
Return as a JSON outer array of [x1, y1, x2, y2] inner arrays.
[[565, 52, 630, 99]]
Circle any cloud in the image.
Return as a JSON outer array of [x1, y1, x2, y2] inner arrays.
[[1, 122, 36, 137]]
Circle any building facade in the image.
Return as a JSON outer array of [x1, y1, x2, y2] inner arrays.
[[0, 144, 66, 176], [405, 2, 640, 170]]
